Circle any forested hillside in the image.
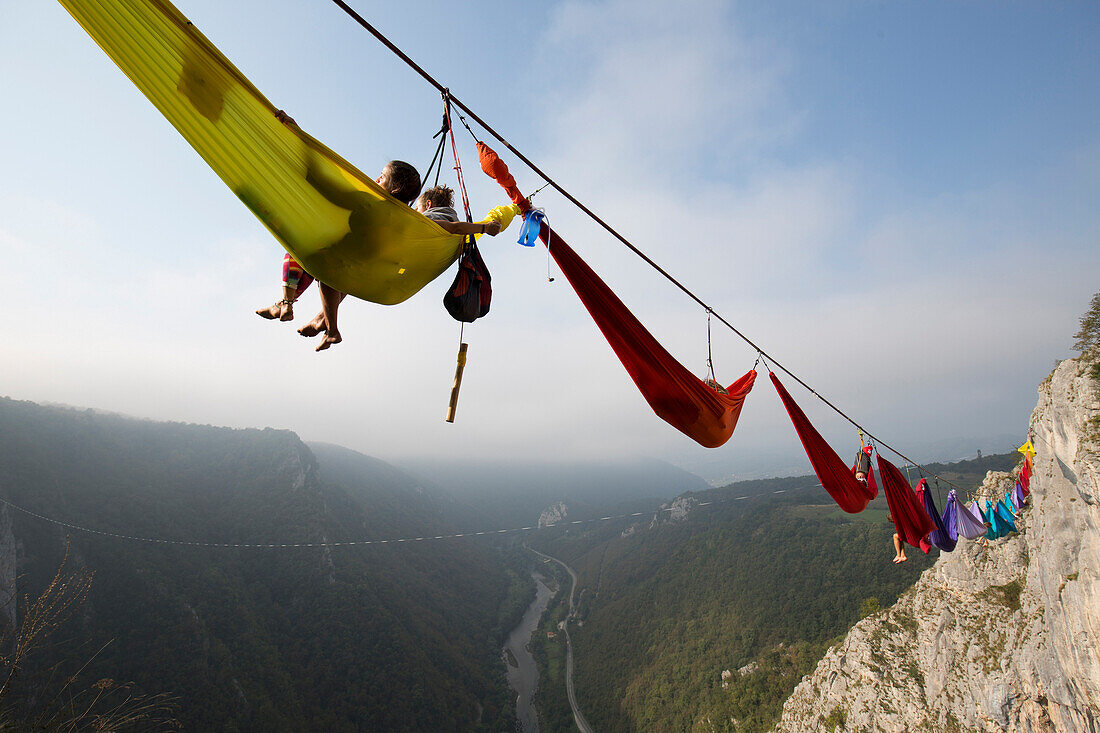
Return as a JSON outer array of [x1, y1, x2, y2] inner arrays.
[[0, 398, 529, 731], [0, 396, 1018, 731], [530, 453, 1015, 732]]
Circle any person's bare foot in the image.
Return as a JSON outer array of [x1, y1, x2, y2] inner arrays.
[[256, 299, 294, 320], [297, 314, 326, 337], [256, 302, 282, 320], [315, 330, 342, 351]]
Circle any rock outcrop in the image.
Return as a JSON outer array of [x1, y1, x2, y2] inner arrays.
[[774, 357, 1100, 733], [650, 495, 698, 528], [540, 501, 568, 528]]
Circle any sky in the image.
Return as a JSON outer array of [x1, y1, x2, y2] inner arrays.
[[2, 0, 1098, 483]]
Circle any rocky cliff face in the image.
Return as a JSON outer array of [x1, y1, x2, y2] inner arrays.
[[774, 357, 1100, 733]]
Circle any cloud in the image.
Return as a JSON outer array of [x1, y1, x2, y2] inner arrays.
[[538, 0, 794, 178]]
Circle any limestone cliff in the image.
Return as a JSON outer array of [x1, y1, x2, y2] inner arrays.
[[773, 357, 1100, 733]]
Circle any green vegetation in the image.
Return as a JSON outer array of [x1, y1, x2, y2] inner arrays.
[[715, 641, 831, 732], [0, 397, 1024, 731], [1077, 291, 1100, 443], [859, 597, 882, 618], [822, 705, 847, 731], [525, 453, 1010, 732], [980, 579, 1024, 612], [1073, 289, 1100, 355], [529, 563, 574, 732], [910, 453, 1017, 487], [0, 545, 182, 730], [532, 491, 938, 732], [0, 398, 521, 731], [1084, 412, 1100, 446]]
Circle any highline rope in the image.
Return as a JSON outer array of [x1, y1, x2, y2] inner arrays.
[[328, 0, 970, 494]]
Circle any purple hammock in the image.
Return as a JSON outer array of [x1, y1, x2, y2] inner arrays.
[[1013, 481, 1028, 509], [954, 494, 990, 541], [919, 481, 957, 552]]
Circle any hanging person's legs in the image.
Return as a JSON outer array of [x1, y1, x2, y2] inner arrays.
[[892, 533, 908, 564], [313, 283, 345, 351], [257, 254, 313, 321], [296, 286, 343, 341]]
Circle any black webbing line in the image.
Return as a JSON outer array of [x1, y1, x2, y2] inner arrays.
[[457, 111, 481, 145], [706, 310, 716, 382], [442, 96, 473, 223], [422, 113, 449, 189], [326, 0, 967, 494]]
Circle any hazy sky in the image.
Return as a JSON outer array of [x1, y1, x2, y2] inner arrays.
[[3, 1, 1098, 482]]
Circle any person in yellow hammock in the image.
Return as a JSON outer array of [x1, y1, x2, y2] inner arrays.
[[415, 184, 503, 238], [255, 156, 423, 350], [296, 176, 501, 351], [295, 179, 501, 351], [255, 136, 502, 349]]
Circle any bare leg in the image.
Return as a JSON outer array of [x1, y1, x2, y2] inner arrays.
[[297, 310, 327, 337], [256, 286, 297, 321], [315, 284, 346, 351], [893, 533, 907, 563]]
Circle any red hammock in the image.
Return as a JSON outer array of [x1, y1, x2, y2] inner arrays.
[[1019, 456, 1032, 493], [877, 455, 935, 550], [476, 141, 754, 447], [770, 373, 878, 513], [539, 224, 755, 447]]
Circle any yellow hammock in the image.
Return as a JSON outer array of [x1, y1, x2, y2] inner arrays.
[[57, 0, 506, 305]]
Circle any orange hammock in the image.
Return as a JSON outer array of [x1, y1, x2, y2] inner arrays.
[[478, 142, 754, 447], [539, 224, 755, 448]]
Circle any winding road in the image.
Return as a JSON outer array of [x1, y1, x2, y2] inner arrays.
[[530, 548, 594, 733]]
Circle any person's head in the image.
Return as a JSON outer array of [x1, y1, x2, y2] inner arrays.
[[855, 472, 866, 482], [414, 184, 455, 213], [377, 160, 421, 204]]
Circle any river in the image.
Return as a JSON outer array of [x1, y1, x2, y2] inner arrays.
[[529, 550, 595, 733], [504, 571, 556, 733]]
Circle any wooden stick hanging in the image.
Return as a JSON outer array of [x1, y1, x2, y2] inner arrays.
[[445, 342, 469, 423]]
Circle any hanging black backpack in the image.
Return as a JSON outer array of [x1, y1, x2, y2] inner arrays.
[[444, 235, 492, 322]]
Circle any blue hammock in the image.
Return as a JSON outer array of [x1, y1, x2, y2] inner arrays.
[[984, 501, 1002, 540], [995, 498, 1018, 534]]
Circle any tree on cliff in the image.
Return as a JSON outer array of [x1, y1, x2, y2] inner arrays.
[[1075, 290, 1100, 356]]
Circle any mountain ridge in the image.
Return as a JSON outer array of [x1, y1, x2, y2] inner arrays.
[[0, 397, 523, 731]]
